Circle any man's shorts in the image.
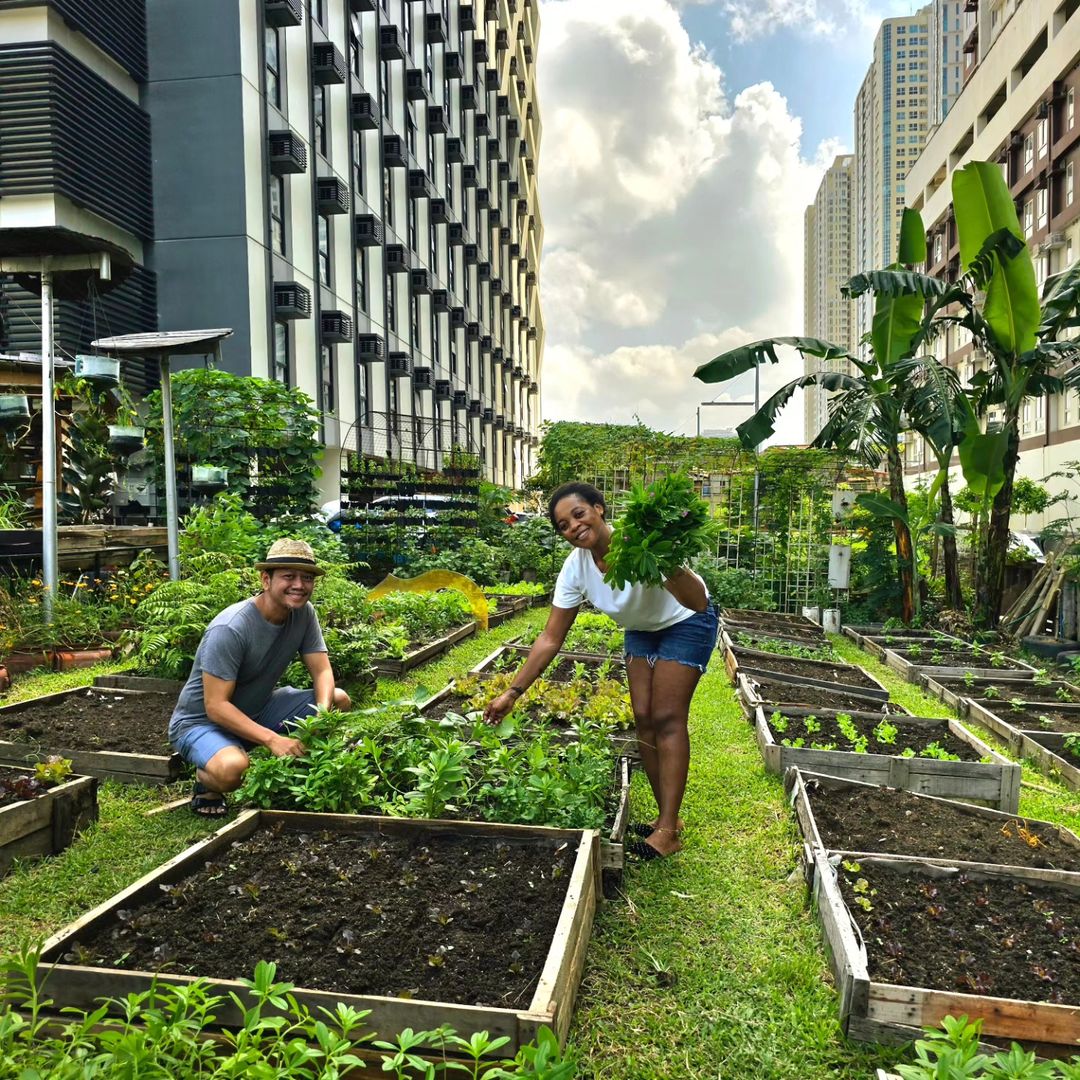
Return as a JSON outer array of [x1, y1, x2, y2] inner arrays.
[[172, 687, 317, 770]]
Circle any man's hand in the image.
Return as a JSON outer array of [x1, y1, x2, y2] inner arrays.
[[266, 732, 305, 757], [483, 691, 517, 726]]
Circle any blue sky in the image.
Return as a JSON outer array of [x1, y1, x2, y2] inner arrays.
[[535, 0, 922, 438]]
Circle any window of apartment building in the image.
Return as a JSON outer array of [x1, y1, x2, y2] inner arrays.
[[350, 33, 362, 80], [384, 166, 395, 228], [445, 156, 455, 208], [427, 131, 437, 177], [430, 221, 438, 273], [403, 0, 413, 55], [269, 175, 286, 256], [1023, 198, 1034, 238], [1068, 161, 1076, 207], [356, 363, 369, 427], [386, 274, 397, 332], [464, 263, 471, 308], [432, 309, 441, 367], [1024, 132, 1035, 172], [313, 85, 328, 158], [411, 295, 422, 349], [273, 322, 290, 385], [407, 105, 418, 157], [356, 249, 368, 313], [1037, 118, 1048, 158], [426, 43, 435, 93], [447, 243, 456, 293], [1069, 88, 1076, 130], [353, 130, 365, 197], [407, 197, 418, 250], [313, 0, 325, 27], [317, 216, 331, 285], [450, 335, 458, 376], [1037, 186, 1048, 230], [465, 351, 472, 388], [318, 345, 335, 425], [266, 27, 282, 108], [381, 61, 392, 120]]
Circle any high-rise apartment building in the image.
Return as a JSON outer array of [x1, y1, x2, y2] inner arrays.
[[803, 154, 856, 441], [854, 7, 932, 345], [904, 0, 1080, 525], [0, 0, 543, 493], [928, 0, 966, 125]]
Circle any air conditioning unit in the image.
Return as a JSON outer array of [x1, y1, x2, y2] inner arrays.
[[316, 177, 350, 215], [430, 198, 450, 224], [435, 379, 452, 400], [474, 114, 490, 137], [427, 105, 449, 135], [320, 310, 353, 344], [473, 40, 489, 64], [444, 51, 464, 79], [468, 398, 483, 417], [459, 2, 476, 32], [357, 334, 385, 361], [265, 0, 303, 28], [445, 137, 465, 164], [385, 244, 410, 273], [413, 366, 435, 389], [379, 24, 406, 61], [383, 135, 408, 168], [453, 389, 469, 408], [273, 281, 312, 319], [425, 12, 447, 43], [351, 92, 378, 130], [388, 352, 413, 376], [268, 130, 307, 175], [355, 214, 384, 247], [1045, 230, 1067, 250], [312, 42, 346, 85], [460, 85, 478, 111], [409, 269, 431, 294], [408, 169, 434, 199], [432, 288, 450, 312], [405, 68, 429, 102], [466, 321, 481, 341]]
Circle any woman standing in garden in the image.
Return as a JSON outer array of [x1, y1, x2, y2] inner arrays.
[[484, 481, 717, 859]]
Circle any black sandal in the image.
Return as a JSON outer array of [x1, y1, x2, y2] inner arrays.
[[626, 840, 666, 860], [628, 822, 684, 838], [190, 782, 228, 817]]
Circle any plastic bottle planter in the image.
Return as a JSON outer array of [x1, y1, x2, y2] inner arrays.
[[191, 465, 228, 488], [73, 355, 120, 388], [107, 425, 145, 456], [0, 395, 30, 427]]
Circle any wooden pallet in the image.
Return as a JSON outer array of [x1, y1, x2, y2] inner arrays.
[[754, 706, 1020, 811], [37, 811, 600, 1052], [1, 771, 98, 875]]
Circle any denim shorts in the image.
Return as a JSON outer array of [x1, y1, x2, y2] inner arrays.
[[172, 687, 317, 770], [624, 605, 719, 673]]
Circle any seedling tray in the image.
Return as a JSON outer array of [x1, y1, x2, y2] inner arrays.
[[787, 769, 1080, 886], [811, 848, 1080, 1046], [724, 640, 888, 699], [373, 620, 477, 676], [0, 688, 183, 785], [37, 810, 600, 1053], [735, 673, 903, 719], [883, 647, 1036, 684], [753, 705, 1018, 810], [0, 768, 98, 875]]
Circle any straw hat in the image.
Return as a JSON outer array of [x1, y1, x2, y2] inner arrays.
[[254, 538, 325, 576]]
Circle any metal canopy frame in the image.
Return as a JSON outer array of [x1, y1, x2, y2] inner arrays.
[[91, 330, 234, 580]]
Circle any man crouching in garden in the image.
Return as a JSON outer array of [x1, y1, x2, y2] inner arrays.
[[169, 538, 351, 816]]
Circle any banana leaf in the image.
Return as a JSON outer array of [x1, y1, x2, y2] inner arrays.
[[1040, 258, 1080, 338], [693, 337, 856, 384], [952, 161, 1039, 355], [731, 369, 861, 448], [897, 206, 927, 265], [841, 269, 947, 300]]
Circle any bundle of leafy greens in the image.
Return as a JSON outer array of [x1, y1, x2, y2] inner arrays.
[[603, 473, 712, 589]]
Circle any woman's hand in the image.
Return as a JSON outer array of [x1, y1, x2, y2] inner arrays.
[[483, 691, 518, 726]]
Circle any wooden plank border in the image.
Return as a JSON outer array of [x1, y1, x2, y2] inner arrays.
[[0, 772, 98, 875]]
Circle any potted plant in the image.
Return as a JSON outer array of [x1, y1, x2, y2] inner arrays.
[[107, 384, 145, 456], [192, 464, 228, 488], [73, 355, 120, 388]]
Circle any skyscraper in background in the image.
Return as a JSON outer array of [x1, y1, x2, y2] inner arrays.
[[803, 154, 856, 442]]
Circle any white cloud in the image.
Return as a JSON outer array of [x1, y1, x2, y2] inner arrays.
[[537, 0, 839, 443], [666, 0, 888, 43]]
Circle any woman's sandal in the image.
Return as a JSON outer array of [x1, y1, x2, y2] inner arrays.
[[628, 821, 684, 838], [190, 781, 228, 817], [626, 827, 681, 860]]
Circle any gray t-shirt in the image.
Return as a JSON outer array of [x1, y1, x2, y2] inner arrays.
[[169, 598, 327, 741]]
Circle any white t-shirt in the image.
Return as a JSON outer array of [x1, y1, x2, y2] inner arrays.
[[552, 547, 705, 631]]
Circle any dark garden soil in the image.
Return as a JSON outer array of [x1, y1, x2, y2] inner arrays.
[[765, 710, 979, 758], [723, 619, 824, 643], [70, 824, 576, 1008], [733, 651, 882, 690], [892, 648, 1029, 671], [0, 690, 175, 754], [970, 705, 1080, 734], [955, 682, 1080, 704], [0, 766, 49, 807], [749, 678, 902, 714], [839, 861, 1080, 1004], [729, 633, 835, 660], [808, 783, 1080, 870]]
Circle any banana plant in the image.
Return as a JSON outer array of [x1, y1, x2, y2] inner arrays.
[[694, 209, 949, 623]]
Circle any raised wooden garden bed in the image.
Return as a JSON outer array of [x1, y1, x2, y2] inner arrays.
[[883, 645, 1037, 684], [964, 700, 1080, 791], [734, 673, 904, 719], [0, 688, 183, 784], [787, 769, 1080, 880], [854, 633, 962, 661], [723, 638, 888, 700], [37, 810, 599, 1052], [964, 699, 1080, 735], [486, 603, 519, 629], [721, 608, 821, 632], [93, 673, 186, 694], [812, 848, 1080, 1047], [0, 767, 98, 875], [373, 620, 477, 676], [753, 706, 1019, 810], [483, 594, 531, 613], [919, 672, 1066, 711], [470, 644, 626, 684]]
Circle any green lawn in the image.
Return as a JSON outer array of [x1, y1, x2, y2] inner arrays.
[[9, 616, 1080, 1076]]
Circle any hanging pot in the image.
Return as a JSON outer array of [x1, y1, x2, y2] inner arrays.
[[0, 394, 30, 427], [108, 425, 145, 455], [74, 354, 120, 387], [192, 464, 228, 487]]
